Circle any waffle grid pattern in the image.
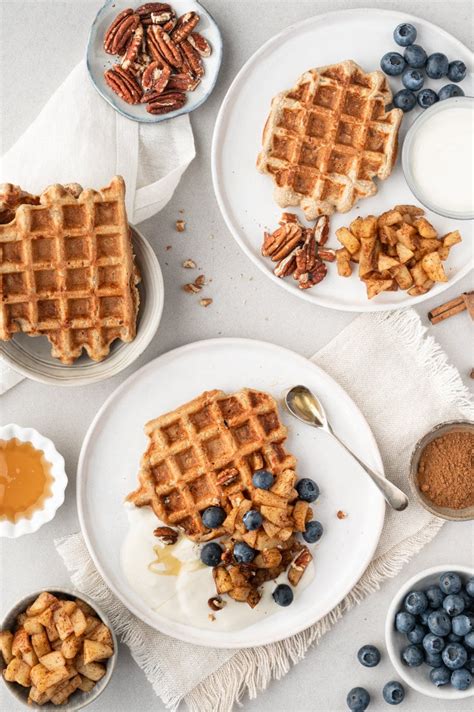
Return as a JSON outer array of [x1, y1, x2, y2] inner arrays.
[[257, 60, 403, 218], [128, 389, 297, 541], [0, 176, 139, 364]]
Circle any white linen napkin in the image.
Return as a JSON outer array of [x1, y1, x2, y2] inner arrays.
[[55, 309, 474, 712], [0, 59, 195, 393]]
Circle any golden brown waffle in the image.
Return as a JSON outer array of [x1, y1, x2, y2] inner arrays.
[[257, 60, 403, 218], [0, 176, 140, 364], [127, 388, 297, 542]]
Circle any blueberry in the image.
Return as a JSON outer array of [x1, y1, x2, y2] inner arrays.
[[383, 680, 405, 705], [233, 541, 256, 564], [448, 633, 463, 643], [451, 668, 472, 690], [346, 687, 370, 712], [452, 615, 472, 637], [272, 583, 293, 607], [426, 53, 449, 79], [423, 633, 445, 655], [402, 68, 424, 91], [296, 478, 320, 503], [404, 590, 428, 615], [200, 542, 222, 567], [252, 469, 274, 490], [402, 644, 424, 667], [428, 610, 451, 637], [404, 44, 427, 68], [357, 645, 381, 668], [242, 509, 263, 531], [460, 590, 474, 612], [393, 23, 417, 47], [466, 578, 474, 598], [303, 520, 324, 544], [426, 585, 444, 609], [448, 60, 467, 83], [201, 506, 226, 529], [430, 665, 451, 686], [465, 631, 474, 649], [466, 654, 474, 675], [440, 572, 463, 595], [439, 84, 465, 100], [442, 642, 468, 670], [408, 624, 426, 645], [444, 594, 465, 617], [396, 611, 416, 633], [380, 52, 406, 76], [425, 651, 443, 667], [393, 89, 416, 112]]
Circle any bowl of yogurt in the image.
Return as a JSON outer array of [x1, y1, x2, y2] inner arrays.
[[402, 96, 474, 220]]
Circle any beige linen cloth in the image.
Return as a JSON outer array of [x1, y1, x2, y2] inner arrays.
[[55, 309, 474, 712]]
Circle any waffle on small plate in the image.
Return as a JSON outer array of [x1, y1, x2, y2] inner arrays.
[[127, 388, 314, 607], [0, 176, 140, 364], [257, 60, 403, 219]]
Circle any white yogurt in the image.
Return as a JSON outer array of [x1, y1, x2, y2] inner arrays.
[[121, 506, 314, 631], [409, 105, 474, 214]]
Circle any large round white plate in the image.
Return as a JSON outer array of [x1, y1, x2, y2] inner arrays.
[[78, 338, 385, 648], [212, 9, 473, 312], [0, 226, 164, 386], [87, 0, 222, 123]]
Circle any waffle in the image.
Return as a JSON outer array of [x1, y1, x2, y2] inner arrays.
[[257, 60, 403, 218], [127, 388, 297, 542], [0, 176, 140, 364]]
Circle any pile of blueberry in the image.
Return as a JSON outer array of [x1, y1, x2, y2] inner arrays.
[[395, 571, 474, 690], [347, 645, 405, 710], [199, 470, 323, 607], [380, 23, 467, 111]]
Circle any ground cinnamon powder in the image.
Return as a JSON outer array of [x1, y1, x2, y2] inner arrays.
[[417, 430, 474, 510]]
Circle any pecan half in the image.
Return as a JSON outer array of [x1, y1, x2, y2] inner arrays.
[[121, 23, 144, 69], [171, 11, 200, 44], [105, 12, 140, 55], [104, 8, 134, 53], [180, 39, 204, 77], [208, 596, 226, 611], [188, 32, 212, 58], [297, 262, 327, 289], [216, 467, 239, 487], [105, 65, 142, 104], [167, 72, 200, 91], [262, 222, 303, 261], [136, 3, 172, 23], [146, 89, 186, 114], [153, 526, 178, 544], [150, 26, 183, 68], [293, 229, 319, 279], [142, 59, 171, 93], [274, 245, 299, 278], [287, 546, 312, 586], [315, 214, 330, 246]]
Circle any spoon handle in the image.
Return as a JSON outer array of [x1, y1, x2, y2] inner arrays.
[[329, 431, 409, 511]]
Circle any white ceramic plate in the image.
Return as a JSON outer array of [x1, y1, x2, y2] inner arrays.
[[212, 9, 474, 312], [77, 338, 386, 648], [87, 0, 223, 123], [0, 226, 164, 386]]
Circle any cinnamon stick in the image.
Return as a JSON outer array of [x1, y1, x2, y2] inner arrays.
[[428, 292, 473, 325]]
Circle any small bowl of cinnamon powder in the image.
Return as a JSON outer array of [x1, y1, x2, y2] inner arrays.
[[410, 420, 474, 521]]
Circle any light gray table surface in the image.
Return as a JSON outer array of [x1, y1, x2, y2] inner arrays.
[[1, 1, 473, 710]]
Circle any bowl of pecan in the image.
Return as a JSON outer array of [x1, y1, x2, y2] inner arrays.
[[409, 420, 474, 521], [86, 0, 222, 122]]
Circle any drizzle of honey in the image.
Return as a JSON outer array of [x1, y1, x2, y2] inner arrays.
[[0, 438, 53, 522], [148, 539, 204, 577]]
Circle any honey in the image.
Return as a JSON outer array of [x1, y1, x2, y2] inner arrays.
[[148, 540, 204, 577], [0, 438, 53, 522]]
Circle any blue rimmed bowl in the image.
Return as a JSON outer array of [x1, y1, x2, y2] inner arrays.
[[86, 0, 223, 123]]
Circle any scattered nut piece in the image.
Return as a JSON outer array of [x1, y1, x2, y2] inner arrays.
[[200, 298, 213, 307], [175, 219, 186, 232], [208, 614, 216, 622], [182, 259, 197, 269], [337, 510, 347, 519], [153, 526, 179, 544], [208, 596, 226, 611], [195, 274, 205, 287], [183, 282, 201, 293]]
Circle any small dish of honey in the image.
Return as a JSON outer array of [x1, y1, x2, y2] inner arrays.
[[0, 425, 67, 538]]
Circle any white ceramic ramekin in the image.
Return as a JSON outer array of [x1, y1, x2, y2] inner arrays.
[[0, 424, 68, 538], [385, 565, 474, 700]]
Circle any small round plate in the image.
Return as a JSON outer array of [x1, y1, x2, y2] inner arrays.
[[87, 0, 223, 123], [0, 226, 164, 386], [211, 8, 474, 312], [77, 338, 385, 648]]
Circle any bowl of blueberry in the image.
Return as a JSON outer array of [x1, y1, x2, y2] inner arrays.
[[386, 565, 474, 699]]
